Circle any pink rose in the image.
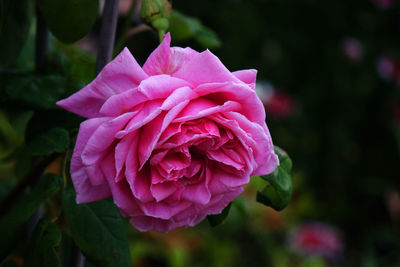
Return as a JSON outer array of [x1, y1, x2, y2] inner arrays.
[[290, 222, 344, 262], [57, 33, 278, 232]]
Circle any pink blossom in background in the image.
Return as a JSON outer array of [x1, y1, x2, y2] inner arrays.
[[57, 33, 279, 232], [256, 82, 296, 119], [342, 37, 364, 62], [372, 0, 394, 10], [377, 55, 397, 81], [376, 55, 400, 87], [290, 222, 344, 262]]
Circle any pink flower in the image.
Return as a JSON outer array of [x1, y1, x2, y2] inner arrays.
[[256, 82, 297, 119], [290, 223, 344, 262], [57, 33, 278, 232], [342, 37, 364, 62], [372, 0, 394, 10], [377, 55, 397, 81]]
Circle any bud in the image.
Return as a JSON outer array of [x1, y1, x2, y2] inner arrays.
[[140, 0, 172, 40]]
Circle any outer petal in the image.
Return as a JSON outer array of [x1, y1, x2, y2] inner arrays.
[[129, 213, 205, 233], [81, 112, 135, 184], [101, 152, 143, 216], [173, 50, 242, 86], [224, 111, 278, 176], [70, 117, 111, 204], [232, 69, 257, 90], [142, 33, 200, 75], [57, 48, 148, 118]]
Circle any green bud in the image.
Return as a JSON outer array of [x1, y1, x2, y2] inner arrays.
[[140, 0, 172, 42], [140, 0, 171, 24]]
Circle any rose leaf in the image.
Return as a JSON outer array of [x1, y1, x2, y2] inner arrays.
[[0, 0, 33, 69], [0, 173, 63, 261], [24, 220, 62, 267], [207, 202, 232, 227], [256, 147, 293, 211], [62, 189, 131, 267], [37, 0, 98, 44], [25, 127, 70, 156]]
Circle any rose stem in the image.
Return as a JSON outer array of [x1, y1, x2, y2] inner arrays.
[[96, 0, 121, 74], [114, 0, 137, 56], [25, 5, 51, 239], [34, 6, 49, 73]]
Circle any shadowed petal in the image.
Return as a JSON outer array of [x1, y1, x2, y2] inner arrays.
[[70, 117, 111, 203]]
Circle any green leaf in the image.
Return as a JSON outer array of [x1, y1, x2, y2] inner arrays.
[[256, 147, 293, 211], [0, 0, 3, 33], [55, 42, 96, 83], [169, 10, 221, 48], [0, 0, 33, 69], [25, 220, 62, 267], [207, 202, 232, 227], [62, 189, 131, 267], [0, 173, 63, 261], [25, 127, 69, 156], [0, 73, 68, 109], [37, 0, 99, 43]]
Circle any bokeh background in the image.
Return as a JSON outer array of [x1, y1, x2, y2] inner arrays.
[[119, 0, 400, 266], [1, 0, 400, 266]]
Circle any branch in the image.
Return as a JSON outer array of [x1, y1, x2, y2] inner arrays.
[[96, 0, 120, 74], [34, 6, 49, 72]]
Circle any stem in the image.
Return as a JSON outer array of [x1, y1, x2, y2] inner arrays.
[[96, 0, 120, 74], [114, 0, 138, 56], [34, 6, 49, 72], [0, 154, 58, 219], [114, 24, 151, 55]]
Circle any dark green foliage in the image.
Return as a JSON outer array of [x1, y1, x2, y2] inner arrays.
[[257, 147, 293, 211], [207, 203, 232, 227], [62, 189, 131, 267], [0, 174, 63, 261], [25, 127, 69, 156], [0, 0, 33, 69], [169, 10, 221, 49], [0, 73, 68, 109], [37, 0, 98, 43], [25, 220, 62, 267]]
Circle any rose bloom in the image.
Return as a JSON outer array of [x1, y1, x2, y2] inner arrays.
[[57, 33, 278, 232], [290, 222, 344, 262]]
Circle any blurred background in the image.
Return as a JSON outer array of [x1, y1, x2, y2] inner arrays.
[[116, 0, 400, 266], [1, 0, 400, 266]]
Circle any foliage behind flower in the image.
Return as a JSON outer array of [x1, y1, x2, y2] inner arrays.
[[57, 33, 279, 232]]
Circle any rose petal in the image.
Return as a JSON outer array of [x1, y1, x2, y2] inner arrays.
[[101, 153, 143, 216], [140, 199, 192, 220], [115, 132, 136, 182], [150, 182, 177, 202], [232, 69, 257, 90], [81, 112, 134, 185], [129, 213, 205, 232], [138, 88, 194, 168], [57, 48, 147, 118], [100, 75, 191, 116], [181, 182, 211, 205], [173, 98, 241, 123], [194, 81, 266, 126], [115, 100, 163, 138], [143, 33, 200, 75], [224, 111, 279, 176], [70, 117, 111, 203], [173, 50, 242, 86]]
